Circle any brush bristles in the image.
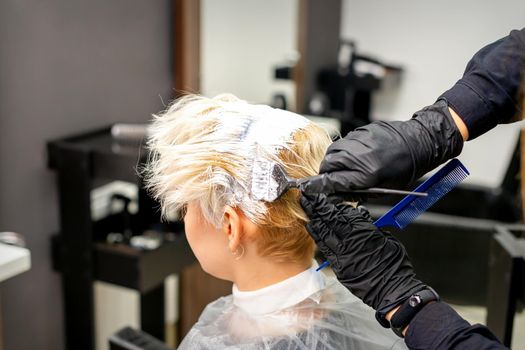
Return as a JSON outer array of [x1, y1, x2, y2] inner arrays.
[[251, 160, 289, 202], [251, 159, 273, 201]]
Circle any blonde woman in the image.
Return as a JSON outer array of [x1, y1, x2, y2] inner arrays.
[[145, 94, 406, 349]]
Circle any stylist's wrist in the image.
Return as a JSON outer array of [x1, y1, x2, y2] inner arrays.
[[386, 305, 409, 336], [448, 106, 469, 141], [386, 300, 438, 337], [385, 306, 400, 322]]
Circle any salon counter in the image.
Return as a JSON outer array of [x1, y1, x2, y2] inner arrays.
[[0, 243, 30, 283]]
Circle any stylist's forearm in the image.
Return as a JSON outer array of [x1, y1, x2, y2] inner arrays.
[[449, 107, 469, 141]]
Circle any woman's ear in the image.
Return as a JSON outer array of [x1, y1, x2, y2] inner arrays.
[[223, 206, 243, 252]]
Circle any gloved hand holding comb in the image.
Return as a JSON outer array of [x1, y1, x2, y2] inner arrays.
[[300, 193, 430, 325]]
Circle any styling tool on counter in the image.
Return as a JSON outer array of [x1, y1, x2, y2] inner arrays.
[[0, 232, 26, 247], [111, 123, 149, 142]]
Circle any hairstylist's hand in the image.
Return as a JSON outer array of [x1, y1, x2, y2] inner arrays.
[[300, 100, 464, 196], [300, 192, 428, 324]]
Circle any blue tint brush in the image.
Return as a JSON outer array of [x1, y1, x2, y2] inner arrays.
[[251, 160, 428, 202], [316, 159, 469, 272]]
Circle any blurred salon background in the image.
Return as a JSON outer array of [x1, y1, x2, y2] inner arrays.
[[0, 0, 524, 349]]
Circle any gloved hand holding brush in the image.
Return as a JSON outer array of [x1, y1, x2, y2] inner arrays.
[[301, 28, 525, 198], [300, 100, 465, 196]]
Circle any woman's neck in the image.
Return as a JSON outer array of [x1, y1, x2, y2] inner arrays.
[[233, 258, 311, 291]]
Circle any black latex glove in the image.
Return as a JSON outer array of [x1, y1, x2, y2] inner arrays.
[[300, 100, 464, 195], [301, 193, 428, 325]]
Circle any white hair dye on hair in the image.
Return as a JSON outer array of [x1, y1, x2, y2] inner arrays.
[[145, 94, 314, 227], [214, 102, 309, 153]]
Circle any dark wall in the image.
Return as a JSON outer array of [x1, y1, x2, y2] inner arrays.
[[0, 1, 172, 349]]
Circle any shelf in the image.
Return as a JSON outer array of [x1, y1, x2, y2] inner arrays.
[[47, 127, 146, 183], [93, 233, 195, 293]]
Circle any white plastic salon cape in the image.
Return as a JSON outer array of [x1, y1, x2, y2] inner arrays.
[[179, 265, 407, 349]]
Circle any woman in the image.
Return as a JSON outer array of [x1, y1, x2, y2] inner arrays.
[[145, 94, 406, 349]]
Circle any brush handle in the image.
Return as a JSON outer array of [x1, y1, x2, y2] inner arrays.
[[317, 188, 428, 200], [351, 188, 428, 197], [374, 159, 469, 229], [294, 180, 427, 198]]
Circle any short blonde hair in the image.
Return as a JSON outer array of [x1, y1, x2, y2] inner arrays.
[[145, 94, 332, 263]]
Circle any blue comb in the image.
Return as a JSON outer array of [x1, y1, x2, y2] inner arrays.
[[374, 158, 469, 229], [316, 159, 469, 271]]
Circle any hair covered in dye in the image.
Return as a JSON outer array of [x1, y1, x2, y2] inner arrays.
[[145, 94, 332, 263]]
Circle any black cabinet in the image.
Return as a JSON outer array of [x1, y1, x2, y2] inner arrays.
[[48, 127, 195, 350]]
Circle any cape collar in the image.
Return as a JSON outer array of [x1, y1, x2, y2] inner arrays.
[[232, 263, 325, 315]]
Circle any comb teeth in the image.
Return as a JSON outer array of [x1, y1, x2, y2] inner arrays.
[[374, 159, 469, 229], [394, 166, 468, 228]]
